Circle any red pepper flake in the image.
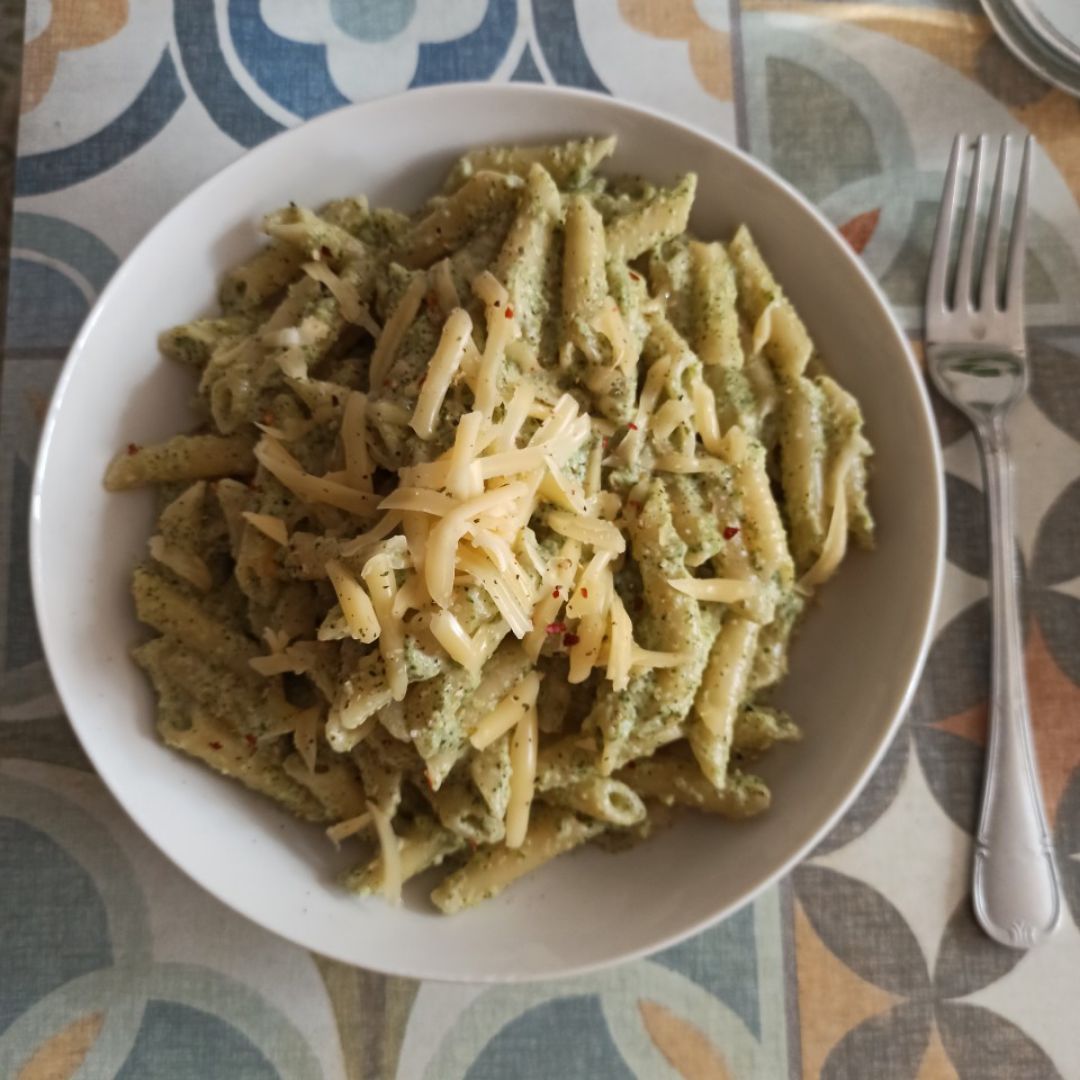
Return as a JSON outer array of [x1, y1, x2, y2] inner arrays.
[[261, 409, 275, 425], [563, 632, 581, 646], [723, 525, 740, 540], [627, 422, 638, 431], [208, 740, 223, 751], [629, 271, 641, 282], [628, 500, 642, 512], [602, 436, 609, 448], [504, 306, 514, 319], [580, 587, 589, 599], [244, 734, 258, 749], [417, 372, 427, 387], [551, 586, 561, 599], [126, 442, 140, 456], [546, 622, 566, 635]]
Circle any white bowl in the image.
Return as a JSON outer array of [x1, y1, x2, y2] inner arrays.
[[31, 84, 944, 982]]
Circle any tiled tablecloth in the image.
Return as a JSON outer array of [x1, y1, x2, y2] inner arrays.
[[2, 2, 1079, 1078]]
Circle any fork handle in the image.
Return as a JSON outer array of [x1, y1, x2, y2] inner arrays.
[[972, 414, 1060, 949]]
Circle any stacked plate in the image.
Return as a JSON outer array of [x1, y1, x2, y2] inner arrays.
[[982, 0, 1080, 95]]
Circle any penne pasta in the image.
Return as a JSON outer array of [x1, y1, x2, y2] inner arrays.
[[114, 136, 873, 914]]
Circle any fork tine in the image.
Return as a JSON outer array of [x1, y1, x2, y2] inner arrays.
[[954, 135, 986, 311], [926, 134, 965, 313], [979, 136, 1010, 311], [1004, 134, 1033, 313]]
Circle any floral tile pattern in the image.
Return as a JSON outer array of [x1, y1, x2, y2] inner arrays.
[[1, 2, 1079, 1076]]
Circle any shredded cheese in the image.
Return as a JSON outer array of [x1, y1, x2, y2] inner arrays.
[[547, 510, 625, 554], [261, 327, 305, 349], [400, 514, 432, 569], [473, 272, 518, 417], [800, 441, 858, 590], [430, 609, 485, 675], [430, 257, 460, 313], [361, 552, 407, 700], [292, 705, 321, 772], [470, 671, 542, 750], [317, 606, 350, 641], [341, 392, 373, 492], [472, 618, 511, 667], [255, 436, 378, 517], [424, 482, 528, 608], [379, 488, 455, 516], [325, 559, 381, 642], [249, 644, 313, 677], [339, 511, 403, 558], [301, 260, 376, 332], [367, 800, 403, 904], [518, 528, 549, 583], [568, 612, 607, 683], [411, 308, 472, 439], [457, 546, 532, 639], [607, 593, 633, 691], [590, 297, 632, 376], [667, 577, 757, 603], [326, 812, 373, 847], [495, 385, 535, 452], [242, 512, 288, 546], [524, 539, 581, 661], [566, 552, 615, 620], [539, 456, 590, 515], [692, 379, 725, 456], [446, 411, 485, 500], [369, 274, 427, 389], [505, 701, 539, 848]]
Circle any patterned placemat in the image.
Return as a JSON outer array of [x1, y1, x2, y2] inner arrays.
[[1, 3, 1079, 1078]]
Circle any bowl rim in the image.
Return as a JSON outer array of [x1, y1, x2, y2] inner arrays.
[[30, 81, 945, 982]]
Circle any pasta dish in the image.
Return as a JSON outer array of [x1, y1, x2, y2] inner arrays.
[[105, 137, 873, 913]]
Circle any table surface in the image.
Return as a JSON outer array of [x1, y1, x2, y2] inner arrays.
[[2, 3, 1079, 1078]]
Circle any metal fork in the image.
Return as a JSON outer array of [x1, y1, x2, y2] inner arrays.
[[926, 134, 1060, 949]]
